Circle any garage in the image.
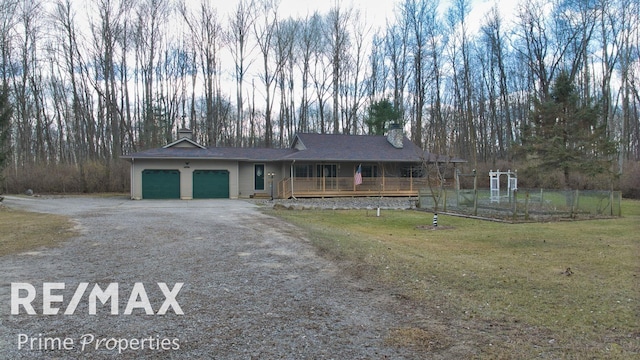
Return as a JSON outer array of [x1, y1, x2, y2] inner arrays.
[[193, 170, 230, 199], [142, 169, 181, 199]]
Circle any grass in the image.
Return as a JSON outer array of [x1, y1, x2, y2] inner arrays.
[[0, 206, 77, 256], [269, 199, 640, 359]]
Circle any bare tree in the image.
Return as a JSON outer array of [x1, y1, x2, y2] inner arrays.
[[11, 0, 44, 166], [0, 0, 637, 194], [227, 0, 256, 146], [366, 31, 385, 118], [614, 0, 640, 161], [479, 6, 513, 161], [384, 21, 409, 122], [179, 0, 223, 146], [344, 10, 370, 134], [597, 0, 627, 169], [158, 42, 190, 144], [399, 0, 440, 147], [514, 0, 596, 100], [446, 0, 476, 162], [308, 13, 331, 134], [253, 0, 280, 147], [88, 0, 134, 159], [274, 17, 297, 146], [51, 0, 100, 164], [117, 8, 137, 155], [295, 13, 318, 134], [425, 6, 446, 156], [325, 4, 351, 134], [0, 0, 18, 86]]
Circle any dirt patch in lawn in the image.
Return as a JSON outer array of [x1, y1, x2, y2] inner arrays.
[[415, 225, 456, 230]]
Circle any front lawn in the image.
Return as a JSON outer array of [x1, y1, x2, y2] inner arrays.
[[270, 200, 640, 358]]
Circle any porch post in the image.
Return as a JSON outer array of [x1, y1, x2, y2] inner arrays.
[[382, 166, 386, 192], [353, 164, 356, 192], [290, 162, 295, 198], [410, 165, 413, 192]]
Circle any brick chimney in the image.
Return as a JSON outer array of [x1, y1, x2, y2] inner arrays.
[[386, 123, 404, 149]]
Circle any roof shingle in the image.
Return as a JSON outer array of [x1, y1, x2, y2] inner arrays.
[[123, 133, 465, 163]]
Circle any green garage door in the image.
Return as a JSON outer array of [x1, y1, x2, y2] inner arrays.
[[193, 170, 229, 199], [142, 169, 180, 199]]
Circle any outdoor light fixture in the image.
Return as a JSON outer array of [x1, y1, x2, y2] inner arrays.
[[267, 172, 275, 200], [184, 162, 190, 168]]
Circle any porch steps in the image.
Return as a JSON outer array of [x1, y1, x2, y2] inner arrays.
[[250, 193, 271, 199]]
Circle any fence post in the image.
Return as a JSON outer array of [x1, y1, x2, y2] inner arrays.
[[570, 189, 579, 218], [512, 189, 518, 221], [610, 190, 614, 216], [618, 191, 622, 216], [443, 189, 447, 212], [455, 170, 460, 208], [473, 169, 478, 216], [525, 191, 530, 220]]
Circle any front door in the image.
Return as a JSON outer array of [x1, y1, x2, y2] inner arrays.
[[254, 164, 265, 191]]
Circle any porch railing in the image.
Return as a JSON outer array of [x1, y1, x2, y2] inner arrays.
[[276, 176, 433, 198]]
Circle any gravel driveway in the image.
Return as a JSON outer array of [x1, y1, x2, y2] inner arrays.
[[0, 196, 435, 359]]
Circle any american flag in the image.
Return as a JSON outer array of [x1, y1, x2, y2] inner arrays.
[[354, 164, 363, 186]]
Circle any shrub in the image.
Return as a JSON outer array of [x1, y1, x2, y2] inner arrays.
[[1, 160, 130, 194]]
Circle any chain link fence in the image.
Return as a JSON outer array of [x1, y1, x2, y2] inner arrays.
[[418, 188, 622, 221]]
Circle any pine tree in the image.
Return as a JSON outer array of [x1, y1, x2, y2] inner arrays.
[[521, 71, 617, 187], [366, 98, 401, 135]]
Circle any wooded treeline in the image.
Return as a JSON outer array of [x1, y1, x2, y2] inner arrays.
[[0, 0, 639, 194]]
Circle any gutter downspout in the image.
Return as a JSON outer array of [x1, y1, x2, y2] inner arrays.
[[290, 160, 297, 200]]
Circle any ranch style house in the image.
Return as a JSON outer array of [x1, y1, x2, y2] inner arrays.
[[122, 127, 465, 200]]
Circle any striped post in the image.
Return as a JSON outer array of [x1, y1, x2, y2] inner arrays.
[[433, 213, 438, 227]]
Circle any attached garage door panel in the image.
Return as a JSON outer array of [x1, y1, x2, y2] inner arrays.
[[193, 170, 229, 199], [142, 170, 180, 199]]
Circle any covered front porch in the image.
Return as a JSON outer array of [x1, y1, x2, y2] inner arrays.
[[268, 155, 465, 199], [276, 176, 430, 198]]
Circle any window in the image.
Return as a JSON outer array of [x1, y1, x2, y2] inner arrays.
[[316, 164, 338, 189], [294, 164, 313, 178], [316, 164, 337, 178], [401, 166, 424, 177], [361, 165, 378, 178]]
